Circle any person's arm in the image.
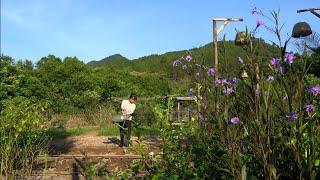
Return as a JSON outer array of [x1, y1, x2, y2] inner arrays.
[[121, 100, 128, 115]]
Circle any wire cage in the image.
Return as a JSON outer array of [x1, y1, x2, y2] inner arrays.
[[304, 32, 320, 54], [170, 97, 197, 124]]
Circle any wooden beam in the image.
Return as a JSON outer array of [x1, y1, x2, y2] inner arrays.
[[175, 96, 197, 101], [297, 8, 320, 13], [213, 18, 243, 21], [310, 10, 320, 19], [37, 154, 142, 159], [297, 8, 320, 19], [217, 21, 228, 35]]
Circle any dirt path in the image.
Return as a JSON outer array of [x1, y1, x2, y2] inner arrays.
[[32, 131, 161, 179], [49, 131, 161, 155]]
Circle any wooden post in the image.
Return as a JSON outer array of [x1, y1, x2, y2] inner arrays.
[[212, 18, 243, 78], [177, 101, 180, 121], [213, 20, 218, 77]]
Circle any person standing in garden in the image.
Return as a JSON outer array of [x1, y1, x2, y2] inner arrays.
[[119, 93, 137, 147]]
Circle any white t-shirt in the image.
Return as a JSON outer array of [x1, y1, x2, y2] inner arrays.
[[121, 99, 136, 120]]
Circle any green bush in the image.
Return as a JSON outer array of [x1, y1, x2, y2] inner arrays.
[[0, 96, 48, 177]]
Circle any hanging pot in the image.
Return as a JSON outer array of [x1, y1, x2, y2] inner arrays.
[[292, 22, 312, 38], [235, 31, 248, 46]]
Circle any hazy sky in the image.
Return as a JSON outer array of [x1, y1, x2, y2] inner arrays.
[[1, 0, 319, 63]]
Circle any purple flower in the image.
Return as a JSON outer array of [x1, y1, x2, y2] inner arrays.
[[305, 104, 314, 113], [187, 107, 193, 113], [207, 67, 216, 76], [188, 88, 194, 96], [283, 96, 288, 101], [214, 79, 221, 86], [185, 55, 192, 62], [286, 111, 297, 121], [238, 57, 244, 64], [230, 77, 237, 85], [173, 59, 180, 67], [182, 64, 188, 70], [251, 6, 258, 15], [285, 52, 296, 64], [230, 117, 239, 124], [221, 79, 228, 85], [223, 87, 234, 95], [270, 57, 280, 67], [199, 115, 204, 123], [256, 19, 265, 27], [277, 66, 285, 76], [267, 75, 274, 82], [309, 86, 320, 96]]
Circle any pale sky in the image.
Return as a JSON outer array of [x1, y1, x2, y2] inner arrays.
[[1, 0, 319, 62]]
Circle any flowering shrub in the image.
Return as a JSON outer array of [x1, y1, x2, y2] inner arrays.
[[155, 8, 320, 179]]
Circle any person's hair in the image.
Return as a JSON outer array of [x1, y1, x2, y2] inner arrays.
[[129, 93, 137, 100]]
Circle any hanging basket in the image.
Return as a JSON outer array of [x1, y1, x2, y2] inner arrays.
[[292, 22, 312, 38], [235, 31, 248, 46]]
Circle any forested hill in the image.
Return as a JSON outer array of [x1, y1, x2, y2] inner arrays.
[[88, 54, 130, 68], [87, 40, 280, 74]]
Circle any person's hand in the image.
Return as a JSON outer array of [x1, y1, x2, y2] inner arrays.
[[122, 109, 129, 115]]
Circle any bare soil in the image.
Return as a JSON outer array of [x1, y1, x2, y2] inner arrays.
[[32, 131, 161, 179]]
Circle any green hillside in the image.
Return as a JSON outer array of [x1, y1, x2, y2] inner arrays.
[[88, 40, 280, 77], [88, 53, 131, 68]]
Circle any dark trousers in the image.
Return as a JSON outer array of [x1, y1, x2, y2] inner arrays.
[[119, 120, 131, 146]]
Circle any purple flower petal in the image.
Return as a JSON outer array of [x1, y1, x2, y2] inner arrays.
[[223, 87, 234, 95], [283, 96, 288, 101], [207, 67, 216, 76], [309, 86, 320, 96], [230, 77, 237, 85], [286, 111, 297, 121], [305, 104, 314, 113], [188, 88, 194, 96], [185, 55, 193, 62], [221, 79, 228, 85], [230, 117, 239, 124], [182, 64, 188, 70], [238, 57, 244, 64], [173, 59, 180, 67], [256, 19, 265, 27], [199, 115, 204, 123], [214, 79, 221, 86], [270, 57, 280, 67], [277, 66, 285, 76], [251, 7, 258, 15], [285, 52, 296, 64], [267, 75, 274, 82]]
